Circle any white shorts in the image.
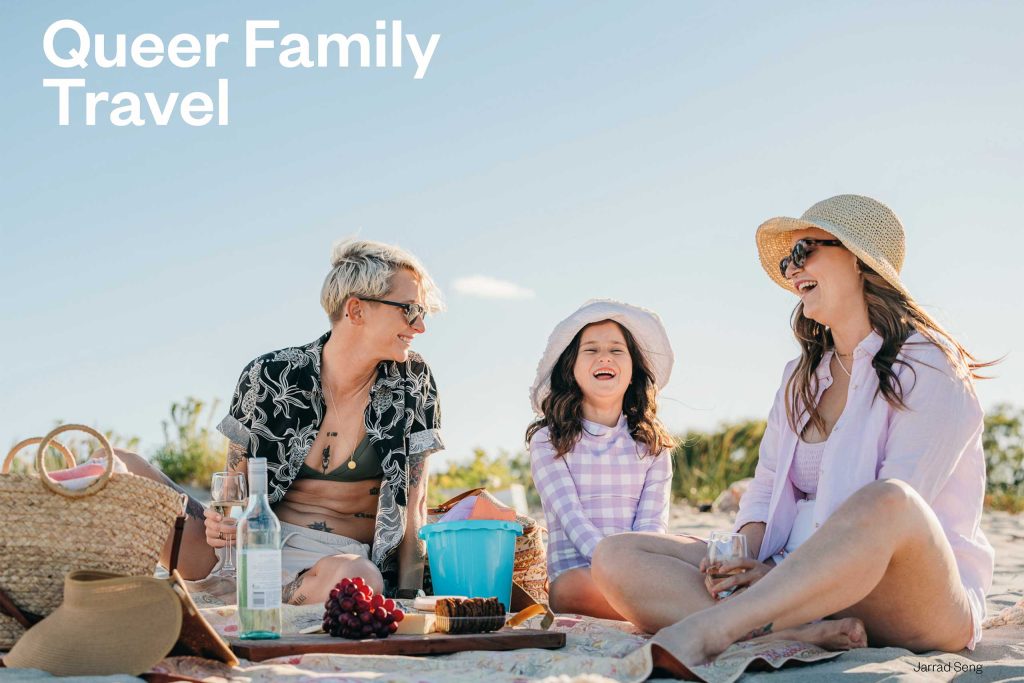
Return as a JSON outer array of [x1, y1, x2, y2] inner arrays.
[[280, 521, 371, 585], [771, 498, 818, 565]]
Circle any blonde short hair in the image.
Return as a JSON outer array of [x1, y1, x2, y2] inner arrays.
[[320, 239, 445, 323]]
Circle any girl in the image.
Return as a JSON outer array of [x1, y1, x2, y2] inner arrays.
[[527, 299, 676, 618], [593, 195, 995, 675]]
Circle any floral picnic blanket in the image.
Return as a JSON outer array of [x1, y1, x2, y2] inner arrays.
[[149, 598, 841, 683]]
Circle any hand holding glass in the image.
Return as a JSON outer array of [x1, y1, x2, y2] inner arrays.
[[210, 471, 248, 577], [705, 531, 749, 599]]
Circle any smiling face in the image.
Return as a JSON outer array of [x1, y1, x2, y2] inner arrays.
[[572, 321, 633, 404], [362, 268, 427, 362], [784, 228, 864, 326]]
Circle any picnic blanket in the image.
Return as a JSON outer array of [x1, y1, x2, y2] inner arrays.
[[4, 509, 1023, 681], [4, 589, 1024, 682]]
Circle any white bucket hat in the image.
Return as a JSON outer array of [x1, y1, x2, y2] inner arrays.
[[529, 299, 674, 415], [755, 194, 911, 299]]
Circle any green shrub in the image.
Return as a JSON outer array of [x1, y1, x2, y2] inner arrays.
[[671, 419, 766, 507], [983, 403, 1024, 512], [428, 448, 539, 509], [151, 398, 227, 488]]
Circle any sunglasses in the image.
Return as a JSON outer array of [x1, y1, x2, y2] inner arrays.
[[779, 238, 844, 277], [360, 298, 427, 325]]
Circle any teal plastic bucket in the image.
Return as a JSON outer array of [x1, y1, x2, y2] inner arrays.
[[419, 519, 523, 610]]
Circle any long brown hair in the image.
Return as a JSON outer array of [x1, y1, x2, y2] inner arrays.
[[526, 321, 675, 457], [787, 263, 995, 435]]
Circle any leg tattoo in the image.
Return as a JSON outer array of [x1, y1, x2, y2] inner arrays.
[[283, 569, 310, 605], [741, 623, 774, 641]]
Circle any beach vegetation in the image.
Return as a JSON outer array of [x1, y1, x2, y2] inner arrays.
[[670, 419, 766, 508], [982, 403, 1024, 512], [150, 397, 227, 488], [12, 398, 1019, 514], [427, 448, 539, 509]]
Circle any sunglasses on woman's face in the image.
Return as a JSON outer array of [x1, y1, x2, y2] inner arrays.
[[779, 239, 844, 277], [360, 298, 427, 325]]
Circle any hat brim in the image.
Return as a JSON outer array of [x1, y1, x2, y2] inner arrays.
[[530, 299, 674, 415], [4, 574, 182, 676], [756, 216, 911, 299]]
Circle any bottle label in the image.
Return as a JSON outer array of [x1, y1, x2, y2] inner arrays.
[[242, 548, 282, 609]]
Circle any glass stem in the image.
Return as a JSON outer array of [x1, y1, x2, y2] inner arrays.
[[224, 536, 235, 571]]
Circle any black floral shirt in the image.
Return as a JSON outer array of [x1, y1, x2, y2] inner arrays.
[[216, 331, 443, 595]]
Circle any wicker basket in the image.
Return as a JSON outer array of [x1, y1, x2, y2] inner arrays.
[[0, 424, 183, 649]]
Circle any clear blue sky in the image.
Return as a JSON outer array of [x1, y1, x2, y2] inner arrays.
[[2, 1, 1022, 469]]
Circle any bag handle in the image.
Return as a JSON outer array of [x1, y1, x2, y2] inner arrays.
[[168, 495, 189, 575], [2, 437, 76, 474], [35, 424, 116, 499], [427, 487, 486, 515], [0, 584, 42, 629]]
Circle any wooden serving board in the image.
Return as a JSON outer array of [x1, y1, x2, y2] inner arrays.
[[229, 629, 565, 661]]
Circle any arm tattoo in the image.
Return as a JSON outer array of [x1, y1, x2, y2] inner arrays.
[[408, 453, 425, 488], [741, 623, 773, 641], [282, 571, 308, 605], [185, 497, 206, 522], [227, 442, 246, 471], [308, 521, 334, 533]]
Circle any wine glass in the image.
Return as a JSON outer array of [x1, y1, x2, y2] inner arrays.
[[705, 531, 749, 599], [210, 471, 248, 577]]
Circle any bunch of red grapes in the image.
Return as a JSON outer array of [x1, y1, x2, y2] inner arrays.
[[322, 577, 405, 639]]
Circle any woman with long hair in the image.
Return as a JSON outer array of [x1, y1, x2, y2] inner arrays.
[[592, 195, 995, 673], [528, 300, 676, 618]]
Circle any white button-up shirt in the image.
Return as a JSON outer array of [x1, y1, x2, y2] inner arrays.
[[735, 331, 994, 648]]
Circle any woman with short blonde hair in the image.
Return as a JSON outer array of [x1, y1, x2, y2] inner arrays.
[[115, 238, 445, 604], [320, 239, 444, 323]]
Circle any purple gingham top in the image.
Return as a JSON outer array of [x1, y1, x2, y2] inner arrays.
[[530, 414, 673, 579]]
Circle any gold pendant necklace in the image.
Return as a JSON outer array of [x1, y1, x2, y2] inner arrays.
[[324, 384, 361, 473]]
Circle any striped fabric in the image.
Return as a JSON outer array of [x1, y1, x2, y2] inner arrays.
[[530, 414, 673, 580]]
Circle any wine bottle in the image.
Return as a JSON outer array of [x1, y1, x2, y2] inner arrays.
[[237, 457, 282, 639]]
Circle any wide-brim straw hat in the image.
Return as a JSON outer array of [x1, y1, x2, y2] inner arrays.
[[3, 570, 182, 675], [755, 194, 910, 299], [530, 299, 674, 414]]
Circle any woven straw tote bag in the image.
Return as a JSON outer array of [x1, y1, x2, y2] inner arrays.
[[0, 424, 184, 648], [428, 488, 550, 605]]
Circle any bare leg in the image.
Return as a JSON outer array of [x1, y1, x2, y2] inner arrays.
[[594, 532, 867, 653], [652, 480, 975, 671], [548, 567, 624, 619], [592, 532, 714, 632], [105, 449, 217, 579], [282, 555, 385, 606]]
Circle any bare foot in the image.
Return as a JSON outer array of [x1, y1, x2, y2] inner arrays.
[[649, 641, 700, 681], [647, 617, 867, 679], [648, 617, 731, 678], [748, 617, 868, 651]]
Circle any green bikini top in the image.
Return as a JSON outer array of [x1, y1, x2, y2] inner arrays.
[[299, 435, 383, 482]]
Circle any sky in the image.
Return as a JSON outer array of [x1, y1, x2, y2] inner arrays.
[[2, 1, 1022, 471]]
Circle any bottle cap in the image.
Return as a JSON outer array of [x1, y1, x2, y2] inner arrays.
[[248, 457, 268, 491]]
